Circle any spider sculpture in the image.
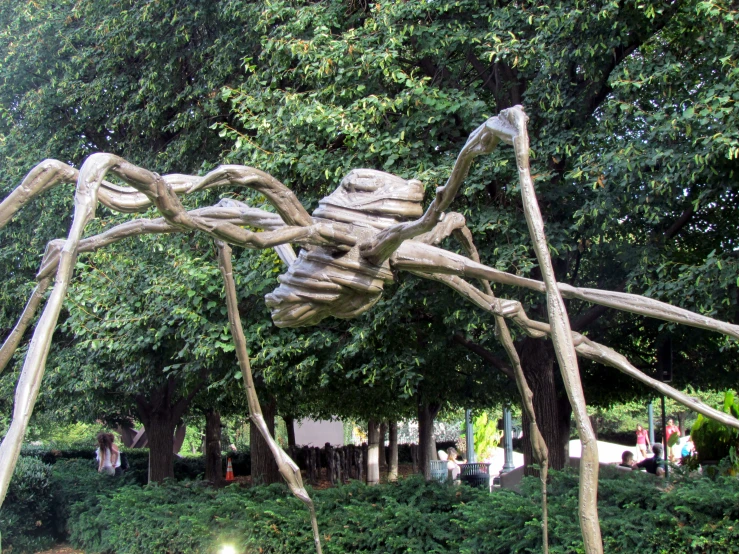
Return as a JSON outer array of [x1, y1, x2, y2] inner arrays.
[[1, 106, 738, 554]]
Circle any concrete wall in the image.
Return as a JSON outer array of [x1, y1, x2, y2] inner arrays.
[[295, 419, 344, 447]]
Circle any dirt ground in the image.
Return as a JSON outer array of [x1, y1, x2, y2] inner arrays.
[[34, 547, 83, 554]]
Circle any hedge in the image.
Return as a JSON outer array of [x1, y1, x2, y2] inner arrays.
[[3, 453, 739, 553], [0, 456, 56, 553], [64, 468, 739, 553]]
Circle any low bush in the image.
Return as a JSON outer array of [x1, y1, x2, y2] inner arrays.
[[5, 457, 739, 553], [61, 470, 739, 554], [0, 456, 55, 553], [21, 444, 97, 465], [456, 469, 739, 553], [51, 459, 140, 538], [66, 475, 487, 554], [16, 446, 252, 485]]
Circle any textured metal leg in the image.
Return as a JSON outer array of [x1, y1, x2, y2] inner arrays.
[[0, 154, 109, 505], [216, 242, 322, 554], [415, 213, 550, 552]]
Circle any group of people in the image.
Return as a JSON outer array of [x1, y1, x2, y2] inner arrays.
[[622, 419, 696, 476], [635, 420, 688, 462], [620, 444, 666, 476], [96, 431, 122, 476]]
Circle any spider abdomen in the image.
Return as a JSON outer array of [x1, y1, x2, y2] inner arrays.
[[265, 169, 424, 327]]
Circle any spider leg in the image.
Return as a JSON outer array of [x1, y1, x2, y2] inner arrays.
[[191, 165, 313, 227], [415, 213, 549, 463], [0, 153, 320, 505], [0, 160, 78, 228], [500, 108, 601, 554], [216, 242, 322, 554], [1, 200, 293, 378], [0, 154, 106, 504], [393, 241, 739, 341], [359, 109, 517, 265], [0, 278, 51, 376], [412, 270, 739, 432], [415, 211, 550, 549], [1, 159, 312, 230]]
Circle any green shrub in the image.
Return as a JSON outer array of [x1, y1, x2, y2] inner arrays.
[[59, 470, 739, 554], [21, 444, 96, 465], [16, 446, 252, 485], [51, 459, 139, 538], [454, 469, 739, 554], [691, 390, 739, 471], [3, 461, 732, 554], [65, 476, 487, 554], [0, 456, 55, 553]]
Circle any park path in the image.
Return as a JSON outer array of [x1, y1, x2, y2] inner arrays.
[[486, 439, 634, 476], [35, 544, 82, 554]]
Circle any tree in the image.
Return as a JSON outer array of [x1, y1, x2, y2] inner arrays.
[[3, 0, 738, 486], [27, 236, 237, 481], [217, 0, 739, 470], [0, 0, 268, 482]]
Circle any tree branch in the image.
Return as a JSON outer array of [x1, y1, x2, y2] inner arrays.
[[571, 304, 610, 332], [578, 2, 680, 121], [663, 203, 695, 241], [172, 367, 209, 421], [453, 333, 515, 380], [571, 198, 694, 332], [135, 394, 152, 427]]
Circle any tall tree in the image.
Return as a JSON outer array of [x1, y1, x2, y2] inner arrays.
[[218, 0, 739, 469], [0, 0, 265, 481]]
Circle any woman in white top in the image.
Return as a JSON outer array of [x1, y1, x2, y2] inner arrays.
[[446, 447, 462, 480], [96, 432, 121, 476]]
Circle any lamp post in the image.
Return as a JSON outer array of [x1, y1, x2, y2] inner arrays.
[[465, 409, 476, 463], [658, 336, 672, 479], [502, 406, 515, 474], [648, 401, 655, 445]]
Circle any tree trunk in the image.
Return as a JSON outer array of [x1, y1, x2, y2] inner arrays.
[[250, 399, 280, 485], [418, 402, 441, 480], [284, 416, 296, 448], [145, 414, 177, 483], [205, 410, 222, 483], [388, 420, 399, 482], [367, 419, 381, 485], [134, 375, 206, 484], [519, 338, 572, 473], [378, 421, 388, 473], [173, 422, 187, 454]]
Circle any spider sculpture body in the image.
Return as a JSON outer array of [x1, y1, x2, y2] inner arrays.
[[1, 106, 738, 554], [265, 169, 423, 327]]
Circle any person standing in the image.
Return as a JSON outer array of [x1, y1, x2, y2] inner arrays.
[[680, 436, 695, 461], [446, 447, 462, 480], [665, 419, 681, 462], [635, 424, 650, 461], [96, 432, 121, 476]]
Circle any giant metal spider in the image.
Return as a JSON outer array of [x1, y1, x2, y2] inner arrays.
[[1, 106, 738, 554]]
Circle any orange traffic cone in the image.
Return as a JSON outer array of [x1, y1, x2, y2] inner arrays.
[[225, 458, 235, 481]]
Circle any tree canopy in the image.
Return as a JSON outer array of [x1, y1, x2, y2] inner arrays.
[[1, 0, 738, 472]]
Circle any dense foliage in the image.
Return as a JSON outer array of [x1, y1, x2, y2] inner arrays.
[[0, 456, 55, 553], [691, 390, 739, 468], [1, 0, 739, 473], [3, 458, 739, 553]]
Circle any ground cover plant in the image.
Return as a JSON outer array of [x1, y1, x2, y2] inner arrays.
[[3, 457, 738, 553]]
